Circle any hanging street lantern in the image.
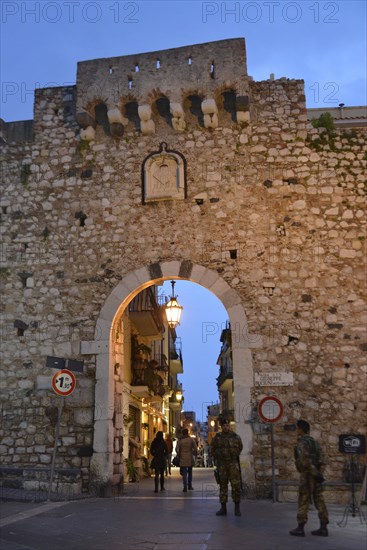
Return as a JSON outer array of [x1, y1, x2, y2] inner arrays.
[[165, 280, 183, 329]]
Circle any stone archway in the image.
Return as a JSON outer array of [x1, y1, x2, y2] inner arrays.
[[87, 260, 256, 487]]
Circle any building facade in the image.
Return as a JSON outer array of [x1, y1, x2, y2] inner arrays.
[[216, 322, 234, 420], [0, 38, 366, 497]]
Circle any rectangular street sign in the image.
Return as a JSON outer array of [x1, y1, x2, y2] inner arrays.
[[67, 359, 84, 372], [338, 434, 366, 454], [46, 356, 65, 369], [46, 356, 84, 372], [255, 372, 294, 386]]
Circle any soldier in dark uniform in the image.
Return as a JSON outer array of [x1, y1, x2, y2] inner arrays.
[[211, 417, 243, 517], [290, 419, 329, 537]]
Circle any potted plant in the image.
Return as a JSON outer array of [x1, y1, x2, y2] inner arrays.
[[124, 458, 138, 482], [142, 457, 151, 477]]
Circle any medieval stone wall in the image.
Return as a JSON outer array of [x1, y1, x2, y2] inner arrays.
[[76, 37, 249, 111], [0, 39, 366, 494]]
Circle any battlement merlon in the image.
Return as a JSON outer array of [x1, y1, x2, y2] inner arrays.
[[75, 38, 249, 123]]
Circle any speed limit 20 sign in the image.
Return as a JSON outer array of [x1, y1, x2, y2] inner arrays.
[[52, 369, 76, 396]]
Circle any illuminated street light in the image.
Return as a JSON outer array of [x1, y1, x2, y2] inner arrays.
[[165, 280, 183, 329], [176, 390, 183, 402]]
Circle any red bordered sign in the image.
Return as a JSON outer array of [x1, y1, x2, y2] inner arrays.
[[258, 396, 283, 423], [52, 369, 76, 396]]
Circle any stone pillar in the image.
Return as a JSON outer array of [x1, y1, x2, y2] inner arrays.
[[107, 108, 127, 138], [76, 110, 96, 129], [227, 304, 258, 485], [76, 110, 96, 141], [232, 347, 254, 480], [138, 104, 155, 135], [80, 126, 95, 141], [236, 95, 251, 124], [82, 339, 115, 491], [201, 98, 218, 128], [170, 102, 186, 131]]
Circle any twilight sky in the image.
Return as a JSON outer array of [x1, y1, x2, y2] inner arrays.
[[1, 1, 365, 122], [1, 0, 366, 419]]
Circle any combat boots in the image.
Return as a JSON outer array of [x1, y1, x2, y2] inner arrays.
[[289, 523, 305, 537], [234, 502, 241, 516], [216, 503, 227, 516], [311, 523, 328, 537]]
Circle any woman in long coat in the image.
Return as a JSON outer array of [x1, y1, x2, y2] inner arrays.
[[150, 431, 168, 493], [177, 428, 197, 492]]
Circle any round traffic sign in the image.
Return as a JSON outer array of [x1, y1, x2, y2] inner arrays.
[[52, 369, 76, 396], [258, 396, 283, 423]]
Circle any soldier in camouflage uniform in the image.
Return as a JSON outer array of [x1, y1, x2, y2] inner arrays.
[[290, 419, 329, 538], [211, 417, 243, 517]]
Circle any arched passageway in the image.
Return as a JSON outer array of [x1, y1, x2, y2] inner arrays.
[[87, 261, 256, 487]]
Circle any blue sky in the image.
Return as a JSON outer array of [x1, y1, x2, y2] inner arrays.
[[1, 1, 366, 121], [1, 1, 366, 419]]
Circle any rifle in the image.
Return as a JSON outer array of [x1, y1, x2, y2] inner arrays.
[[311, 465, 325, 483], [214, 468, 220, 484], [237, 456, 245, 494]]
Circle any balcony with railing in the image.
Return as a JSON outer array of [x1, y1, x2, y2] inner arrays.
[[129, 287, 164, 338], [150, 352, 168, 374], [130, 363, 170, 402], [169, 337, 183, 374], [131, 336, 168, 400], [217, 362, 233, 389]]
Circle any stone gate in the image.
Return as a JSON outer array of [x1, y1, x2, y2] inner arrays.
[[0, 38, 366, 497]]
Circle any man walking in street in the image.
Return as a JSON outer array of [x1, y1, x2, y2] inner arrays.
[[211, 417, 243, 517], [290, 419, 329, 537]]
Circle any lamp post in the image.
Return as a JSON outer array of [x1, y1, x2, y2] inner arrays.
[[165, 281, 183, 329]]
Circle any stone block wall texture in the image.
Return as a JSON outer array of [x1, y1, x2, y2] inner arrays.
[[0, 39, 366, 493]]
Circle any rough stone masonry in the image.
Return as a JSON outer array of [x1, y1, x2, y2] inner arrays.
[[0, 38, 366, 498]]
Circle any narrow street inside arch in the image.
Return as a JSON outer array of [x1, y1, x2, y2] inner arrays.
[[89, 262, 254, 491]]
